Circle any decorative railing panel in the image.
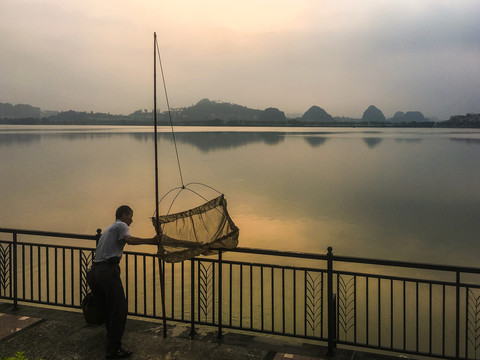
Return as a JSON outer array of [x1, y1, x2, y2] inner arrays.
[[0, 242, 11, 296]]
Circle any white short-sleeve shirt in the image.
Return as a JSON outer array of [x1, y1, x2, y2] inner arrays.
[[94, 220, 131, 262]]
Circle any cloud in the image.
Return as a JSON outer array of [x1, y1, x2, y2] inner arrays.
[[1, 0, 479, 119]]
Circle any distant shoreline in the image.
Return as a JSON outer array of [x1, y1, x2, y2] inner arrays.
[[1, 99, 479, 128], [1, 119, 479, 129]]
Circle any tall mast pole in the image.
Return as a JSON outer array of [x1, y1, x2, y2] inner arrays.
[[154, 32, 160, 226], [154, 32, 167, 338]]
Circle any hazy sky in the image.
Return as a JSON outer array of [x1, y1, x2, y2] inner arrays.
[[1, 0, 479, 119]]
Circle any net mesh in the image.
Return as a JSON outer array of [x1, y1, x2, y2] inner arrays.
[[152, 194, 239, 263]]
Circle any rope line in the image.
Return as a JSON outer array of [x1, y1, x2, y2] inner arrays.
[[154, 36, 225, 219], [155, 37, 185, 188]]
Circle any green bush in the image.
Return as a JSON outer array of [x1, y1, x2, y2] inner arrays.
[[0, 352, 44, 360]]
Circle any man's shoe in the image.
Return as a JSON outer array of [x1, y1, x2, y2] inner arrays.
[[105, 348, 133, 359]]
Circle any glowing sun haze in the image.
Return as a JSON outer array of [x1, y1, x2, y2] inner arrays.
[[1, 0, 479, 119]]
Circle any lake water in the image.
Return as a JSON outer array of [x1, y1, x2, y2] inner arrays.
[[1, 125, 479, 267]]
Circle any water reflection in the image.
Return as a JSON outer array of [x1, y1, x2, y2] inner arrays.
[[363, 137, 383, 148], [394, 138, 423, 143], [0, 133, 42, 146], [0, 131, 137, 147], [0, 130, 289, 150], [9, 128, 480, 152], [450, 137, 480, 145], [303, 136, 329, 147], [1, 126, 479, 268], [159, 132, 286, 152]]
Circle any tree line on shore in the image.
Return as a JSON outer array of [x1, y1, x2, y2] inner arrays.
[[0, 99, 478, 128]]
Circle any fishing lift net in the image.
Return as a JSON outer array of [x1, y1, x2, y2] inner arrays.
[[151, 33, 238, 263], [152, 186, 239, 263]]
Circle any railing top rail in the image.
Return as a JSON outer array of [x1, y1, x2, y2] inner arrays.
[[330, 254, 480, 274], [2, 226, 480, 275], [229, 246, 328, 260], [229, 247, 480, 274], [0, 227, 97, 241]]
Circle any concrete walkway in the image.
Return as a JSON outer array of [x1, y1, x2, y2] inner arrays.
[[0, 302, 407, 360]]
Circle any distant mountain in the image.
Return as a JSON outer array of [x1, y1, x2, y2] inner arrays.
[[259, 107, 286, 122], [362, 105, 385, 122], [390, 111, 426, 122], [176, 98, 263, 122], [301, 106, 333, 123], [0, 102, 41, 118], [443, 113, 480, 127]]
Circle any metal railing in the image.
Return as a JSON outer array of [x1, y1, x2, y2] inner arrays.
[[1, 227, 480, 359]]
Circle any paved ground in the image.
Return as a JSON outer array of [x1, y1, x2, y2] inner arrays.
[[0, 302, 408, 360]]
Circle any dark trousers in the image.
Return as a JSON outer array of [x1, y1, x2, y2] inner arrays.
[[87, 261, 127, 353]]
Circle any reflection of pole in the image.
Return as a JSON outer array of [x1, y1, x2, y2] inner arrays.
[[154, 32, 167, 338]]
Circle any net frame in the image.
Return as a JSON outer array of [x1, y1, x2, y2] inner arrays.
[[152, 187, 239, 263]]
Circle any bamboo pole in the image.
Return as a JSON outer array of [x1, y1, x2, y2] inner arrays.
[[154, 32, 167, 338]]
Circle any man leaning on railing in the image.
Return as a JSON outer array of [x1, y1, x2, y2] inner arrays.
[[86, 205, 161, 360]]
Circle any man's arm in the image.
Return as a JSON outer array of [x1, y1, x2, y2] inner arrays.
[[124, 235, 162, 246]]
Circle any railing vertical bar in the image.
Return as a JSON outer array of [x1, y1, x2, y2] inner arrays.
[[442, 284, 445, 357], [390, 279, 393, 349], [282, 267, 285, 334], [327, 247, 334, 356], [190, 259, 195, 337], [38, 245, 41, 301], [250, 265, 253, 330], [134, 255, 138, 314], [416, 281, 419, 353], [366, 276, 369, 346], [321, 271, 324, 338], [271, 266, 274, 331], [293, 268, 297, 336], [70, 250, 74, 306], [152, 255, 156, 317], [336, 272, 340, 341], [12, 232, 18, 309], [125, 255, 129, 310], [171, 262, 175, 318], [217, 251, 223, 339], [46, 247, 50, 303], [62, 248, 66, 305], [261, 265, 264, 331], [77, 250, 80, 305], [240, 264, 243, 329], [403, 281, 406, 351], [429, 283, 432, 355], [354, 275, 357, 343], [54, 248, 58, 304], [465, 285, 469, 360], [181, 261, 185, 321], [304, 271, 307, 337], [197, 260, 200, 323], [29, 246, 33, 301], [456, 271, 460, 360], [229, 263, 233, 327], [213, 259, 217, 325], [143, 255, 147, 315], [378, 277, 381, 347], [21, 244, 25, 303]]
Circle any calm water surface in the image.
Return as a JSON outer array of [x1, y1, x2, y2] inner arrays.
[[1, 125, 479, 266]]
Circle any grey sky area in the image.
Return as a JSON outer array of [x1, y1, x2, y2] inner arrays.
[[1, 0, 479, 120]]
